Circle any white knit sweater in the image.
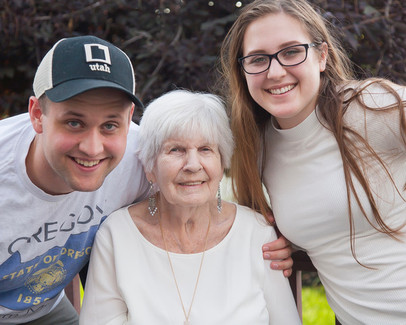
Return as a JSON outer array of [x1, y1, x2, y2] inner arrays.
[[264, 83, 406, 324]]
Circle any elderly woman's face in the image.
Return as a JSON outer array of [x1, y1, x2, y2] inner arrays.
[[147, 135, 223, 208]]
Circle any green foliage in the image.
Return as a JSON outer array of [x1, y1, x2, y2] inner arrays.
[[302, 286, 335, 325], [1, 0, 405, 120]]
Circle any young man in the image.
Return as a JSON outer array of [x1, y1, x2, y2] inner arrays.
[[0, 36, 149, 325]]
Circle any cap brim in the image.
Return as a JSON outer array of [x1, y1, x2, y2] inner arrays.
[[45, 79, 143, 108]]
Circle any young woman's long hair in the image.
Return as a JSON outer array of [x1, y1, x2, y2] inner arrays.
[[219, 0, 406, 264]]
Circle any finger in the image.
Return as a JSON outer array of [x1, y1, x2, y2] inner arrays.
[[262, 236, 291, 252], [283, 268, 293, 278], [270, 257, 293, 272], [266, 212, 276, 225], [263, 246, 293, 260]]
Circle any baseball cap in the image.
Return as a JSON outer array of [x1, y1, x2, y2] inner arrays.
[[33, 35, 143, 108]]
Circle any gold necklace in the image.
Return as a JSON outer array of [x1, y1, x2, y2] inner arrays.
[[157, 209, 211, 325]]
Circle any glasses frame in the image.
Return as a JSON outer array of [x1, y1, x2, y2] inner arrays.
[[238, 43, 316, 75]]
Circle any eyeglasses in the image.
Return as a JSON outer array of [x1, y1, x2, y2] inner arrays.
[[238, 43, 316, 75]]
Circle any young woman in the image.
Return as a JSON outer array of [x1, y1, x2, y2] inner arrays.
[[219, 0, 406, 324]]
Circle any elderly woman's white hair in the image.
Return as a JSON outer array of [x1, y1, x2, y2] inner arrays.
[[137, 89, 235, 173]]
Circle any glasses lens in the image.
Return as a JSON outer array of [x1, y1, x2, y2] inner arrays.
[[277, 45, 307, 66], [241, 55, 270, 74], [240, 44, 309, 74]]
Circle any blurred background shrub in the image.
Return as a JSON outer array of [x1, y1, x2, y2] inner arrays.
[[1, 0, 405, 121]]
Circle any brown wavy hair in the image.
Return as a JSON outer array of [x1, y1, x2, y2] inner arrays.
[[219, 0, 406, 265]]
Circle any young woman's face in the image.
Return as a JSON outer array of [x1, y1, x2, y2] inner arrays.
[[241, 13, 327, 129]]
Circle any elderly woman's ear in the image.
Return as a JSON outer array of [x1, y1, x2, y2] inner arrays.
[[144, 167, 156, 184]]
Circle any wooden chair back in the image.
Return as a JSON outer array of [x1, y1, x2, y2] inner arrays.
[[289, 251, 342, 325]]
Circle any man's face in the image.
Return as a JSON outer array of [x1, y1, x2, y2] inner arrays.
[[28, 88, 134, 194]]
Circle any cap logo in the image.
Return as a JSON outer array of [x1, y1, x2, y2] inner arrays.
[[84, 43, 111, 73]]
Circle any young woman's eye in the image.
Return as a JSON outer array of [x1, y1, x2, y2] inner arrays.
[[248, 56, 268, 65], [281, 47, 302, 58], [286, 50, 299, 56]]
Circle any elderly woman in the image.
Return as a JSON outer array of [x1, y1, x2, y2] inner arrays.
[[79, 89, 301, 325]]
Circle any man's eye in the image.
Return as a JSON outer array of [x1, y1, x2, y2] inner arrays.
[[68, 121, 80, 128], [104, 124, 116, 130]]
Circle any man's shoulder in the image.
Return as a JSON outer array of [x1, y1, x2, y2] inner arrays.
[[0, 113, 33, 168], [0, 113, 31, 132], [128, 120, 140, 135], [124, 121, 141, 150], [119, 121, 142, 165], [0, 113, 32, 144]]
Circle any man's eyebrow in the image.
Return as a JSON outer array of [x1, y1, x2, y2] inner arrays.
[[62, 111, 124, 119], [61, 110, 85, 117]]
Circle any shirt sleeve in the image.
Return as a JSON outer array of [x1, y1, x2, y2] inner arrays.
[[344, 83, 406, 153], [79, 224, 129, 325], [261, 228, 302, 325]]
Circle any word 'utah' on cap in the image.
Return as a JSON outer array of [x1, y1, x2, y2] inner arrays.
[[33, 35, 143, 108]]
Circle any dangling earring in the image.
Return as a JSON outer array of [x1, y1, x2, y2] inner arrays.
[[148, 181, 157, 216], [217, 183, 222, 214]]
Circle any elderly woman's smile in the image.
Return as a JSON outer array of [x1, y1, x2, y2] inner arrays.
[[147, 136, 224, 209], [179, 181, 204, 186]]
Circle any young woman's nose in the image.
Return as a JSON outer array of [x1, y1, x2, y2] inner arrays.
[[266, 58, 287, 80]]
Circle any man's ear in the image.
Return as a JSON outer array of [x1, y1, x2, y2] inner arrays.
[[29, 96, 44, 133], [128, 103, 135, 126]]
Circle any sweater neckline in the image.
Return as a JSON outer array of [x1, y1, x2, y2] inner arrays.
[[125, 202, 240, 257], [270, 108, 322, 142]]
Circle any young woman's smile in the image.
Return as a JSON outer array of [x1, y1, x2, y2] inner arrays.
[[242, 13, 327, 129]]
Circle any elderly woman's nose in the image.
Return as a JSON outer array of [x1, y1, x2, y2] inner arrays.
[[183, 150, 202, 171]]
